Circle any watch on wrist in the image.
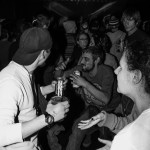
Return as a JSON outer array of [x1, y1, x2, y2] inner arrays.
[[44, 112, 54, 125]]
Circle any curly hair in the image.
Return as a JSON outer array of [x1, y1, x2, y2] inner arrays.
[[124, 41, 150, 94]]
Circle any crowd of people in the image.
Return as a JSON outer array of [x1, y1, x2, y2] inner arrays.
[[0, 5, 150, 150]]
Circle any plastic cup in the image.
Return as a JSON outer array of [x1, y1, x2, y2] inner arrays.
[[50, 96, 69, 105]]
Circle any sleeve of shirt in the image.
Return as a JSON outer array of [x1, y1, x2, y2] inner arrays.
[[0, 79, 23, 146], [101, 105, 138, 134]]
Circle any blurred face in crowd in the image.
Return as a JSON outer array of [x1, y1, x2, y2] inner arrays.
[[110, 25, 119, 32], [80, 52, 95, 72], [122, 18, 137, 34], [81, 22, 89, 33], [114, 52, 134, 96], [77, 33, 89, 49]]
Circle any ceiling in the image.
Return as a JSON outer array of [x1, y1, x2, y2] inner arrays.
[[45, 0, 128, 18], [0, 0, 149, 21], [44, 0, 149, 18]]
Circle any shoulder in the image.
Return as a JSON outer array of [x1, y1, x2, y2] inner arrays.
[[0, 77, 23, 105], [0, 75, 23, 92], [135, 29, 150, 38], [105, 53, 118, 68], [106, 53, 117, 61], [98, 64, 114, 75], [129, 111, 150, 149], [0, 63, 27, 89], [106, 32, 111, 37], [98, 64, 113, 70], [117, 30, 126, 35]]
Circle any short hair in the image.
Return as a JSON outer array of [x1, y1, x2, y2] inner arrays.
[[124, 41, 150, 94], [83, 46, 105, 65], [121, 7, 141, 26], [32, 14, 50, 28]]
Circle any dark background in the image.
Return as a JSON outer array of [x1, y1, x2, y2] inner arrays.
[[0, 0, 149, 21]]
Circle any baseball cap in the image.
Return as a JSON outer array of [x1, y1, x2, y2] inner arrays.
[[109, 16, 119, 27], [13, 27, 52, 65]]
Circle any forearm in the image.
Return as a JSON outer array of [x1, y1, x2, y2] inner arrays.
[[0, 123, 22, 146], [84, 82, 109, 105], [102, 113, 132, 133], [100, 106, 138, 133], [40, 83, 55, 96], [22, 115, 48, 139]]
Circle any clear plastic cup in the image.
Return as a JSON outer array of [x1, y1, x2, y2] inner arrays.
[[50, 96, 69, 105]]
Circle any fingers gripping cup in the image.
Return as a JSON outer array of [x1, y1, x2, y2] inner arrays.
[[50, 96, 69, 122]]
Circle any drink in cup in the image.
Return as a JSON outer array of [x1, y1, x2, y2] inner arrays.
[[55, 77, 63, 97], [72, 70, 80, 88], [50, 96, 69, 105], [50, 96, 62, 105]]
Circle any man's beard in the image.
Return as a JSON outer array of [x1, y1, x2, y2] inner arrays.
[[82, 63, 95, 72]]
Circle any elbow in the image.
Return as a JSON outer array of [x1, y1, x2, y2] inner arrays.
[[103, 92, 111, 105], [96, 97, 109, 105], [105, 98, 109, 105], [102, 96, 109, 105]]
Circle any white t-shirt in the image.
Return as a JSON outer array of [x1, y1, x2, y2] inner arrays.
[[111, 108, 150, 150], [0, 61, 37, 148]]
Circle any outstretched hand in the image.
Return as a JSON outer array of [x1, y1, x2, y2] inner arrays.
[[55, 57, 70, 71], [78, 111, 106, 130]]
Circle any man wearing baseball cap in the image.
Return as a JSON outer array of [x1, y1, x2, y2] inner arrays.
[[0, 27, 69, 149], [106, 15, 126, 62]]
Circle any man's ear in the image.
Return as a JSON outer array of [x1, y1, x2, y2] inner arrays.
[[38, 50, 45, 60], [95, 57, 100, 65], [132, 70, 142, 84]]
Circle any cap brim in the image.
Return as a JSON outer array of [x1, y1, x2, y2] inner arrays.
[[12, 48, 41, 66]]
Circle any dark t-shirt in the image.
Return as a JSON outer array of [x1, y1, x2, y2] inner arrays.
[[127, 29, 150, 46], [63, 64, 121, 112], [81, 64, 115, 107]]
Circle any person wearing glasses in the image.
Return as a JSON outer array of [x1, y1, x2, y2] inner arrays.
[[55, 31, 90, 71]]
